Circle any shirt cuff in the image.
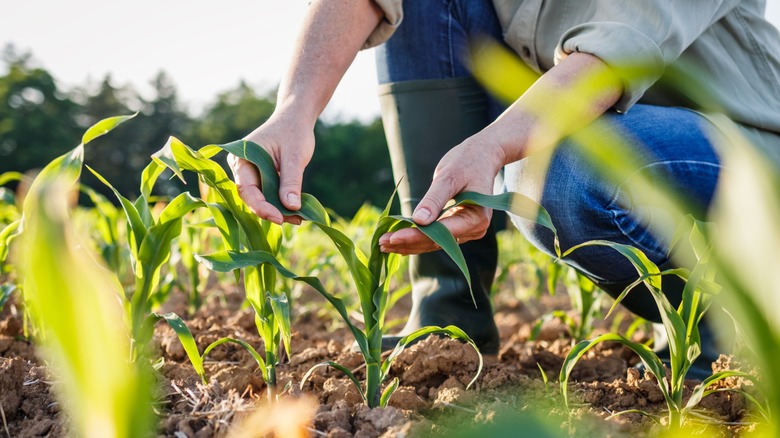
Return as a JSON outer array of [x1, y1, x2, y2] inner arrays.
[[557, 22, 665, 113], [363, 0, 403, 49]]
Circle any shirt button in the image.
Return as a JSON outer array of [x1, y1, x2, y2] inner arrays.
[[521, 45, 531, 57]]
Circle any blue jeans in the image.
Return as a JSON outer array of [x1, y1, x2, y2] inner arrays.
[[375, 0, 722, 320]]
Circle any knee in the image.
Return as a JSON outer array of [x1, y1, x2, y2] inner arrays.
[[504, 141, 610, 257]]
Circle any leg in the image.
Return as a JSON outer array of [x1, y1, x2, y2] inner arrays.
[[506, 104, 726, 377], [376, 0, 505, 353]]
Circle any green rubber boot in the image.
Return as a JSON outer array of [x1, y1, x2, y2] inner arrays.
[[378, 77, 500, 355]]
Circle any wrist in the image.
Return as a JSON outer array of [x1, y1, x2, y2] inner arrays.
[[272, 96, 320, 131]]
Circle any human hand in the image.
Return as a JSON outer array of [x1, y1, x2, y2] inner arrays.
[[228, 112, 315, 225], [378, 136, 507, 254]]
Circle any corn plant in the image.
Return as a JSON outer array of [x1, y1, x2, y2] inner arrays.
[[14, 115, 155, 437], [150, 138, 293, 400], [154, 311, 268, 385], [78, 184, 131, 282], [558, 221, 760, 427], [530, 267, 604, 342], [87, 162, 206, 357], [176, 210, 212, 310]]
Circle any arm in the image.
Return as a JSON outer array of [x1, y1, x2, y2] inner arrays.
[[230, 0, 383, 224], [379, 52, 624, 254]]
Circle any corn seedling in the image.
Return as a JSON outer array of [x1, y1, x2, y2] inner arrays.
[[88, 161, 206, 357], [151, 138, 292, 400], [77, 184, 133, 284], [558, 220, 760, 427], [176, 210, 213, 310], [154, 312, 267, 385], [530, 267, 603, 342]]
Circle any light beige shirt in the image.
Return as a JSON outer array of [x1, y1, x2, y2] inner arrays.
[[366, 0, 780, 163]]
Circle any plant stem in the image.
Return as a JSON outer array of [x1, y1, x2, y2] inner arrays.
[[266, 350, 278, 402], [366, 362, 381, 408]]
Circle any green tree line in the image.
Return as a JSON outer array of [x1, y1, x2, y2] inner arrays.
[[0, 45, 393, 217]]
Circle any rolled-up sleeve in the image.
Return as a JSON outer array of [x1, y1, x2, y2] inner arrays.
[[555, 1, 741, 112], [363, 0, 403, 49]]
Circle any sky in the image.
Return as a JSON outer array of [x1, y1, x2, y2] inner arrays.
[[2, 1, 780, 123]]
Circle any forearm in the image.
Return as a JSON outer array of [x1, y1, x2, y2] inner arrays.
[[482, 52, 624, 165], [275, 0, 383, 125]]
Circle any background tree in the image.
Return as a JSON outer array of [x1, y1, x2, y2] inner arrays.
[[1, 47, 393, 217], [0, 45, 81, 175]]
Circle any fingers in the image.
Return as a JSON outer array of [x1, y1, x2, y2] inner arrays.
[[412, 173, 460, 225], [379, 205, 491, 254], [278, 150, 305, 211], [230, 155, 285, 225]]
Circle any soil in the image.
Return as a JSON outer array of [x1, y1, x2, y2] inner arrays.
[[0, 280, 760, 437]]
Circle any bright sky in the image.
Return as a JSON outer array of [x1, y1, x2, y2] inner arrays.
[[2, 1, 780, 123]]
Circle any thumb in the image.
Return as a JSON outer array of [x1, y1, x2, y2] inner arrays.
[[279, 155, 304, 211], [413, 175, 458, 225]]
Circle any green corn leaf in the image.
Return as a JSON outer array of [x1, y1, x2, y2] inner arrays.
[[381, 325, 483, 390], [81, 114, 136, 145], [560, 333, 671, 411], [368, 216, 409, 281], [205, 203, 241, 250], [682, 370, 755, 412], [150, 155, 185, 184], [154, 137, 271, 253], [134, 196, 153, 229], [561, 240, 689, 378], [383, 215, 474, 306], [379, 377, 400, 408], [23, 145, 83, 215], [561, 240, 661, 287], [156, 312, 206, 383], [86, 166, 147, 256], [195, 250, 370, 356], [216, 140, 330, 224], [22, 115, 130, 210], [140, 159, 166, 201], [452, 191, 556, 234], [202, 337, 268, 381], [452, 191, 559, 255], [0, 219, 21, 263], [0, 171, 23, 187], [546, 261, 564, 296], [605, 276, 648, 317], [300, 361, 367, 404], [158, 192, 205, 224], [131, 220, 181, 333], [267, 292, 292, 357]]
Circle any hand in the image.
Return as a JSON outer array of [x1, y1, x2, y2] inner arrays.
[[228, 112, 315, 225], [378, 136, 507, 254]]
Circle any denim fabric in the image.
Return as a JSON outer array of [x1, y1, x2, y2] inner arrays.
[[376, 1, 722, 287], [504, 105, 721, 284]]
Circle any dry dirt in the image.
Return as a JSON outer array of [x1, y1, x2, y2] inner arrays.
[[0, 283, 759, 437]]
